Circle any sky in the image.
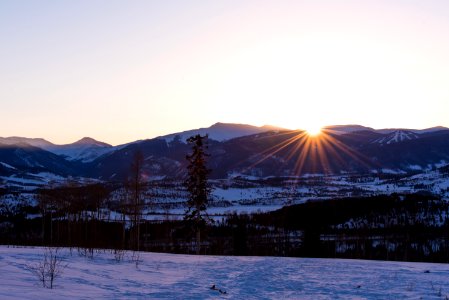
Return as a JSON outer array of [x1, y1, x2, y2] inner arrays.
[[1, 0, 449, 145]]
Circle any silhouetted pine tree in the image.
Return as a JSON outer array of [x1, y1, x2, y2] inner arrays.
[[184, 134, 212, 254]]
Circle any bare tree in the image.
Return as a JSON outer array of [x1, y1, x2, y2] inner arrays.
[[37, 189, 59, 246], [114, 187, 129, 261], [27, 247, 67, 289], [129, 150, 145, 252]]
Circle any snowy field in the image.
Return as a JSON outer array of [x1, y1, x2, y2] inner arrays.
[[1, 246, 449, 299]]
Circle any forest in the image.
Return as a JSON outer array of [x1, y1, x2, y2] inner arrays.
[[1, 184, 449, 263]]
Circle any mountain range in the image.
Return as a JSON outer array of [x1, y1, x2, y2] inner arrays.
[[1, 122, 449, 182]]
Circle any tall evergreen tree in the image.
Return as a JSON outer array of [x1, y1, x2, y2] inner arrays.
[[184, 134, 212, 254]]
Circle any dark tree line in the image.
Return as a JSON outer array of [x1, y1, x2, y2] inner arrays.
[[2, 190, 449, 262]]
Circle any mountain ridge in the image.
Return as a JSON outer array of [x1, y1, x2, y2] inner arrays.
[[2, 123, 448, 147], [2, 123, 449, 182]]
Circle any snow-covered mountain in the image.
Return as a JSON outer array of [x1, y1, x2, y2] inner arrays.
[[0, 136, 113, 163], [161, 122, 286, 143], [46, 137, 114, 163], [72, 137, 110, 147]]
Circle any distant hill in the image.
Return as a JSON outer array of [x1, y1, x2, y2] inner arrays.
[[160, 122, 286, 142], [0, 137, 55, 148], [324, 125, 375, 134]]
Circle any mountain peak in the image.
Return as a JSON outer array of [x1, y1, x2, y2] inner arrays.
[[73, 137, 111, 147], [162, 122, 286, 143]]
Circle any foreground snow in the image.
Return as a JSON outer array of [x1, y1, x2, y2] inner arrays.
[[0, 246, 448, 299]]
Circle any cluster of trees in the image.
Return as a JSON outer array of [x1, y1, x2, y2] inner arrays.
[[0, 135, 212, 255], [254, 193, 449, 262], [38, 183, 110, 250], [140, 194, 449, 262]]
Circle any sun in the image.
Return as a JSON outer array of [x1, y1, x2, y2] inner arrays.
[[304, 125, 322, 136]]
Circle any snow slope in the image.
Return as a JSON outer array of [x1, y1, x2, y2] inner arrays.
[[372, 130, 419, 145], [0, 162, 16, 169], [1, 246, 448, 299], [45, 138, 114, 163], [323, 125, 449, 136], [49, 145, 113, 163]]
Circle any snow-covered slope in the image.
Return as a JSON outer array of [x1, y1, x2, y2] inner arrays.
[[0, 143, 80, 177], [372, 130, 420, 145], [0, 161, 16, 170], [324, 125, 449, 136], [1, 246, 448, 299], [161, 122, 285, 143], [47, 137, 114, 162]]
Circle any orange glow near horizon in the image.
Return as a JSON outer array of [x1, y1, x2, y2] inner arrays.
[[240, 129, 374, 178], [304, 126, 322, 137]]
